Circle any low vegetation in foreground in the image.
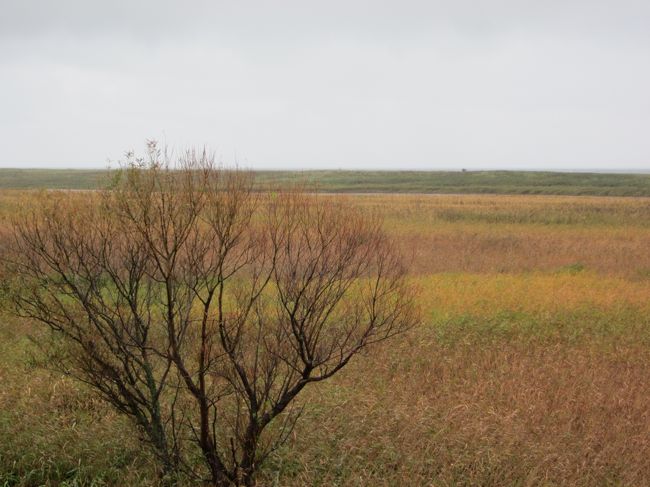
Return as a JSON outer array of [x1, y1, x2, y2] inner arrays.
[[1, 187, 650, 485]]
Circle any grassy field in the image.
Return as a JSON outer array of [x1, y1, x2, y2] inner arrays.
[[2, 191, 650, 485], [3, 168, 650, 196]]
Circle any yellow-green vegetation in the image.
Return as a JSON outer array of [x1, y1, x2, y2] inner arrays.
[[2, 191, 650, 485]]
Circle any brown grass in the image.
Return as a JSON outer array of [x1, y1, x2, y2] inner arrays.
[[281, 334, 650, 486], [2, 190, 650, 486], [350, 193, 650, 277]]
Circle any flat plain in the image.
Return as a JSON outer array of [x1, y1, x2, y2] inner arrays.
[[1, 186, 650, 485], [3, 168, 650, 196]]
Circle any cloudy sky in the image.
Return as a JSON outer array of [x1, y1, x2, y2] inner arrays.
[[1, 0, 649, 170]]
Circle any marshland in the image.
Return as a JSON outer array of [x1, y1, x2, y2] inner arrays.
[[1, 172, 649, 486]]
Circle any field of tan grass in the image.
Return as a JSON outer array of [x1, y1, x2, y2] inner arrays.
[[1, 191, 650, 486]]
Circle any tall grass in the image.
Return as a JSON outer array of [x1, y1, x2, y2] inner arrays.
[[2, 191, 650, 485]]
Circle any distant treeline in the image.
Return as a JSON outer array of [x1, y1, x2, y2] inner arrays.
[[2, 168, 650, 196]]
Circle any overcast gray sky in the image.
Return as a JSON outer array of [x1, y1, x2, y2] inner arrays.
[[1, 0, 649, 170]]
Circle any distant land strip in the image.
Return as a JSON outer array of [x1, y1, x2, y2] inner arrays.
[[2, 168, 650, 196]]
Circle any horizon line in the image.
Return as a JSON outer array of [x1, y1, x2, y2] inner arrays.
[[1, 166, 650, 175]]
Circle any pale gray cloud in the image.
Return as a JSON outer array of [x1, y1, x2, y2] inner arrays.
[[1, 0, 649, 170]]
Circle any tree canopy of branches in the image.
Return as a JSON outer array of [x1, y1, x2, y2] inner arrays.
[[8, 145, 419, 486]]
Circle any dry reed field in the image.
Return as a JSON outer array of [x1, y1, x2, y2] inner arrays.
[[1, 190, 650, 486]]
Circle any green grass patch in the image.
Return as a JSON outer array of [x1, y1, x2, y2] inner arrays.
[[3, 169, 650, 196]]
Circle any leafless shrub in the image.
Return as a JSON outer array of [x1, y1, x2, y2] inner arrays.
[[7, 143, 418, 486]]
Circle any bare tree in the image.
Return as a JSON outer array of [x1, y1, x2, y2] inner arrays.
[[7, 144, 419, 486]]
